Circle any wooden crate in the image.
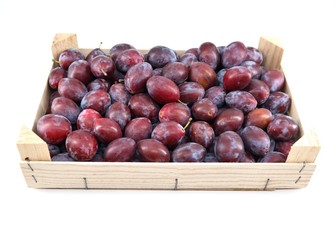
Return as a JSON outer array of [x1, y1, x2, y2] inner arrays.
[[16, 33, 320, 190]]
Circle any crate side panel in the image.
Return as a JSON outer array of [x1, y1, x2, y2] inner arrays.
[[20, 162, 315, 190]]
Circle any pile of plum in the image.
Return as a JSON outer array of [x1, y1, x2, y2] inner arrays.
[[37, 41, 299, 163]]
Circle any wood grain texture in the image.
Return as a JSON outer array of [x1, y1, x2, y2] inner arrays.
[[19, 161, 315, 190], [51, 33, 78, 60], [16, 126, 51, 161], [258, 37, 284, 70], [287, 129, 320, 163]]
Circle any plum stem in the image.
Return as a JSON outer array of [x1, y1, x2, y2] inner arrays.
[[183, 118, 192, 130], [114, 79, 124, 84], [100, 68, 108, 76], [178, 99, 187, 106], [52, 59, 60, 64]]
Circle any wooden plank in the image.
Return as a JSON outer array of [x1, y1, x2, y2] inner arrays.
[[16, 126, 51, 161], [51, 33, 78, 60], [258, 37, 284, 70], [19, 161, 315, 190]]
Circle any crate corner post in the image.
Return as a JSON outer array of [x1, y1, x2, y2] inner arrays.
[[258, 36, 284, 70], [16, 125, 51, 161], [286, 128, 321, 164], [51, 33, 79, 60]]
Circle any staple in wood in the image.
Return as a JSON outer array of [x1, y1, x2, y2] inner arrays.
[[27, 162, 34, 172], [264, 178, 270, 190], [83, 177, 88, 189], [174, 178, 178, 190], [32, 175, 37, 183], [299, 162, 306, 173], [295, 176, 301, 184]]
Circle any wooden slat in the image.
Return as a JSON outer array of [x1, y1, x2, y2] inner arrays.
[[258, 37, 284, 70], [19, 161, 315, 190]]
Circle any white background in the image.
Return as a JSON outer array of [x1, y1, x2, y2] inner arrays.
[[1, 0, 334, 239]]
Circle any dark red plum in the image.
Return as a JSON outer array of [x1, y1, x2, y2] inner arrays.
[[37, 114, 72, 145], [245, 46, 263, 64], [147, 46, 178, 68], [221, 41, 247, 68], [124, 62, 153, 94], [58, 77, 88, 103], [68, 60, 93, 85], [80, 90, 111, 115], [244, 79, 270, 105], [128, 93, 159, 122], [109, 43, 135, 62], [58, 48, 84, 70], [115, 49, 144, 73], [240, 60, 262, 79], [189, 62, 217, 90], [213, 108, 244, 135], [137, 139, 170, 162], [259, 151, 287, 163], [105, 102, 132, 130], [215, 131, 244, 162], [48, 67, 67, 90], [244, 108, 273, 129], [104, 137, 136, 162], [275, 140, 294, 157], [159, 102, 191, 127], [90, 55, 115, 79], [124, 117, 152, 142], [93, 118, 122, 144], [240, 126, 271, 157], [77, 109, 102, 132], [109, 83, 131, 104], [191, 98, 218, 122], [172, 143, 206, 162], [204, 86, 226, 108], [267, 114, 299, 141], [189, 121, 215, 148], [87, 79, 110, 92], [51, 97, 81, 124], [146, 76, 180, 104], [65, 130, 98, 161], [162, 62, 189, 84], [261, 69, 285, 92], [225, 90, 257, 113], [262, 91, 291, 114], [86, 48, 105, 64], [179, 53, 198, 68], [151, 121, 185, 150], [199, 42, 220, 69], [223, 66, 252, 91], [179, 82, 205, 105]]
